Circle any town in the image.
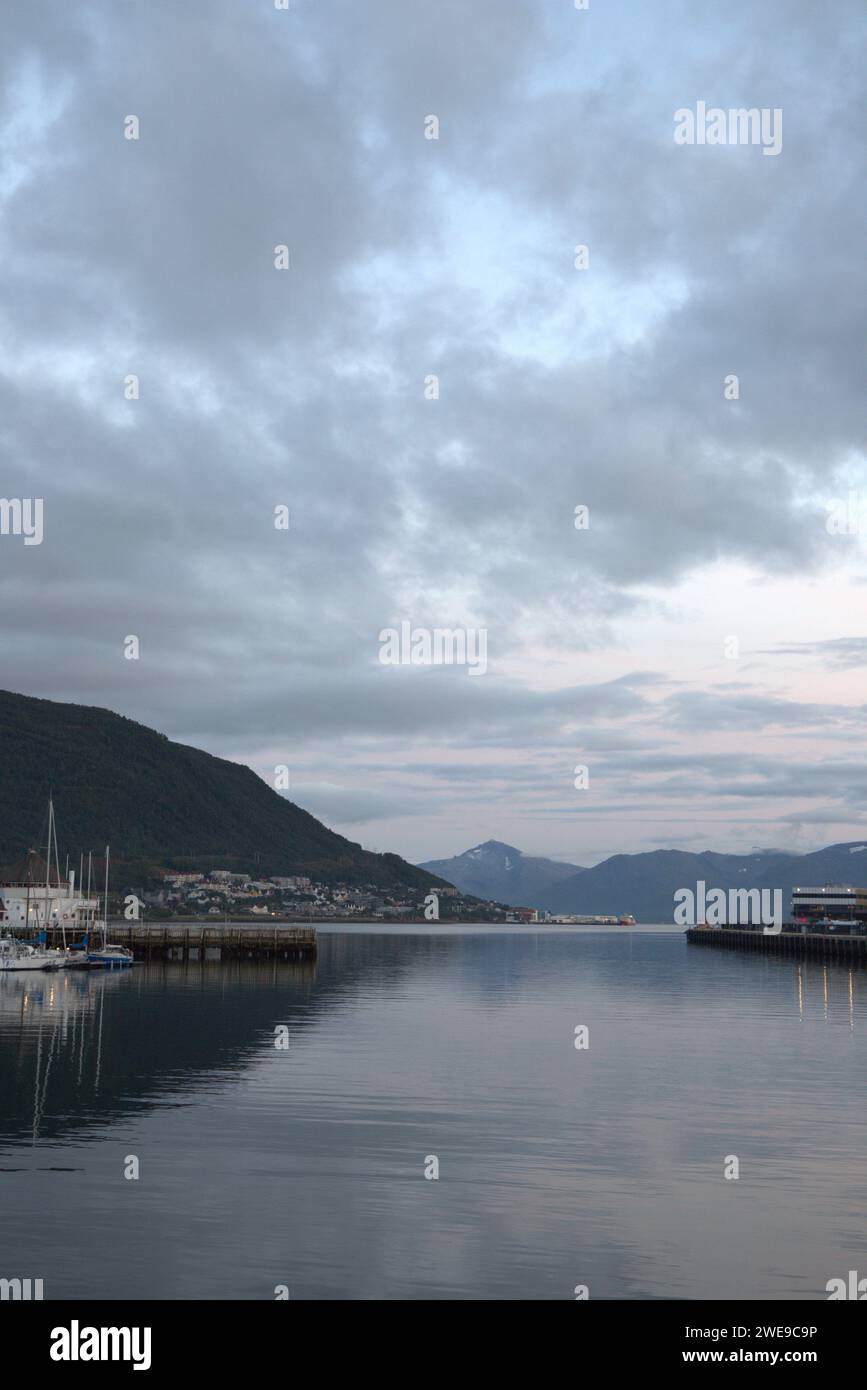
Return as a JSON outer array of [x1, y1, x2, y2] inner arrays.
[[136, 869, 505, 923], [130, 870, 632, 925]]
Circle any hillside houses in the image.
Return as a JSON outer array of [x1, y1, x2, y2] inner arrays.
[[141, 869, 501, 922]]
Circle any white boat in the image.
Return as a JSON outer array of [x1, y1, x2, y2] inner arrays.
[[2, 809, 133, 970], [1, 800, 101, 960], [1, 801, 106, 967], [0, 936, 60, 971], [45, 944, 93, 969]]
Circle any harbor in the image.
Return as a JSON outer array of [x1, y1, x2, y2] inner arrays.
[[0, 800, 135, 970], [0, 799, 315, 969]]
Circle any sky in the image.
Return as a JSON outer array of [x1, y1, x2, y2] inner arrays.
[[1, 0, 866, 867]]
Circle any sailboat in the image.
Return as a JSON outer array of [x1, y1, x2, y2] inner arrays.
[[40, 798, 95, 968], [0, 935, 61, 972], [0, 800, 108, 970], [0, 872, 60, 970], [86, 846, 134, 969]]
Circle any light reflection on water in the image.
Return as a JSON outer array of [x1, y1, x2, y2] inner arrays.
[[0, 927, 865, 1300]]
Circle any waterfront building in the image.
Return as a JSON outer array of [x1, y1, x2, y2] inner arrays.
[[790, 883, 867, 925]]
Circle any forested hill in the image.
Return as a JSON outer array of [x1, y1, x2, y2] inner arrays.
[[0, 690, 442, 889]]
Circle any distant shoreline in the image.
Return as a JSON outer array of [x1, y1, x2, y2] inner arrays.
[[104, 915, 649, 929], [106, 915, 514, 927]]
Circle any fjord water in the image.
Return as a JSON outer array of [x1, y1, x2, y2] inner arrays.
[[1, 927, 865, 1301]]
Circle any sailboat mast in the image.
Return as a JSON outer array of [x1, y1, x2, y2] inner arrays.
[[48, 805, 66, 949], [43, 798, 52, 938], [52, 806, 60, 889], [103, 845, 110, 947]]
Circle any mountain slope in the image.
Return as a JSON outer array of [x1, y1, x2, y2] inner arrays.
[[0, 690, 443, 889], [541, 843, 867, 922], [419, 840, 584, 908]]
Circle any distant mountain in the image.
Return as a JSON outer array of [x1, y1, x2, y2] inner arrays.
[[419, 840, 585, 909], [0, 690, 444, 890], [541, 842, 867, 922]]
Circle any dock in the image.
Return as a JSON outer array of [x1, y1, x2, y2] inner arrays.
[[686, 925, 867, 964], [40, 923, 317, 961]]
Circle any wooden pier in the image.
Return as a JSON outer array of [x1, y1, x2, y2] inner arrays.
[[41, 923, 317, 962], [686, 925, 867, 964]]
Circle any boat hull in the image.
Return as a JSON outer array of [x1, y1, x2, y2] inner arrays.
[[0, 954, 60, 971], [86, 950, 134, 969]]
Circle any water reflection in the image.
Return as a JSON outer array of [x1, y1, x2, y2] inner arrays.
[[0, 931, 865, 1301], [0, 959, 317, 1147]]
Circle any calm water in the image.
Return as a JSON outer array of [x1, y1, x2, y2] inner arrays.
[[1, 926, 866, 1301]]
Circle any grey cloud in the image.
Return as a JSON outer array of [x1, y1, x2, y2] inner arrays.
[[1, 1, 865, 860], [759, 638, 867, 670]]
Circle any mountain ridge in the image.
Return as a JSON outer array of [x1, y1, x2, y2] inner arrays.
[[419, 839, 585, 908], [422, 837, 867, 920], [541, 842, 867, 921]]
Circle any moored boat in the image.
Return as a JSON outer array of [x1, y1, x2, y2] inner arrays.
[[85, 846, 134, 969], [0, 799, 101, 960], [86, 943, 134, 968], [0, 936, 61, 971], [1, 802, 125, 969]]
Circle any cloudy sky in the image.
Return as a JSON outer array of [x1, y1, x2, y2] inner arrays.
[[2, 0, 866, 866]]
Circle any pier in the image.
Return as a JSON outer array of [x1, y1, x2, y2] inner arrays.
[[40, 923, 318, 961], [686, 925, 867, 964]]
